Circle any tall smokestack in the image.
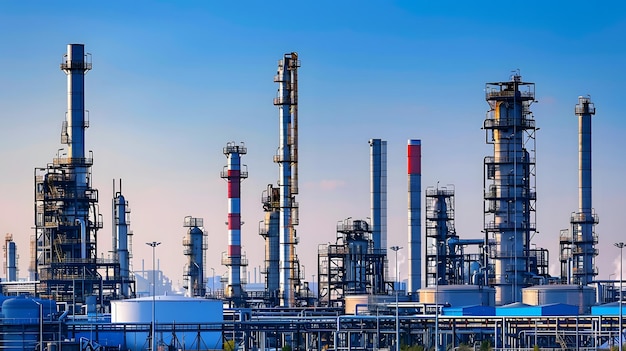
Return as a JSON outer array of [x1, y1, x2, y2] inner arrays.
[[369, 139, 387, 251], [570, 96, 598, 285], [408, 139, 422, 293], [222, 142, 248, 305]]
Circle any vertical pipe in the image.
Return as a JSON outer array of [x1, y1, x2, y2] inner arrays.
[[408, 139, 422, 293], [223, 142, 247, 303]]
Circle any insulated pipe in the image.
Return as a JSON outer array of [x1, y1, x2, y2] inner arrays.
[[408, 139, 422, 293], [369, 139, 387, 251], [76, 219, 86, 259], [223, 142, 247, 302]]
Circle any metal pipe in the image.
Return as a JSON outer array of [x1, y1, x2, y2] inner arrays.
[[407, 139, 422, 293]]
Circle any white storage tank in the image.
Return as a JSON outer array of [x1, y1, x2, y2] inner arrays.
[[111, 295, 223, 350], [418, 285, 495, 307], [522, 284, 595, 314]]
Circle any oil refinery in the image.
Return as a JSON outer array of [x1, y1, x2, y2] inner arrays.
[[0, 43, 624, 351]]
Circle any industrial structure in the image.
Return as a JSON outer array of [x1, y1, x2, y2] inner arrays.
[[317, 218, 389, 307], [559, 96, 599, 285], [221, 142, 249, 305], [3, 234, 17, 282], [33, 44, 134, 308], [369, 138, 387, 252], [407, 139, 422, 293], [273, 52, 302, 307], [0, 44, 624, 351], [182, 216, 207, 298], [483, 74, 537, 305], [112, 180, 134, 299]]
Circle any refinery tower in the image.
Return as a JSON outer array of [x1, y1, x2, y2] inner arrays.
[[34, 44, 134, 307], [483, 73, 537, 305]]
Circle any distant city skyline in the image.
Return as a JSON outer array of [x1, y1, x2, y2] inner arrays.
[[1, 1, 625, 290]]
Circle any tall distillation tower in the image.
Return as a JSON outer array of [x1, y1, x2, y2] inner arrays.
[[273, 53, 301, 307], [483, 73, 537, 305], [222, 142, 249, 305], [559, 96, 598, 285], [113, 180, 135, 298], [34, 44, 132, 307]]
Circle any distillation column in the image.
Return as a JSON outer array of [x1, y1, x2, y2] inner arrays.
[[570, 96, 598, 285], [114, 181, 133, 298], [222, 142, 248, 304], [260, 185, 280, 304], [35, 44, 102, 303], [425, 187, 455, 287], [484, 74, 537, 305], [4, 234, 17, 282], [408, 139, 422, 294], [183, 216, 207, 297], [273, 53, 300, 307]]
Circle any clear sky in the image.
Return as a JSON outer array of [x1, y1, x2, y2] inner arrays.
[[1, 1, 625, 289]]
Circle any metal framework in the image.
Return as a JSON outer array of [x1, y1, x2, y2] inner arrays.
[[317, 218, 389, 307]]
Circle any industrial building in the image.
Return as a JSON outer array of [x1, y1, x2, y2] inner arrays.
[[0, 43, 624, 351]]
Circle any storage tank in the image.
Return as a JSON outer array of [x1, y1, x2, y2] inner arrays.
[[1, 297, 55, 351], [111, 295, 223, 350], [522, 284, 595, 314], [418, 285, 495, 307]]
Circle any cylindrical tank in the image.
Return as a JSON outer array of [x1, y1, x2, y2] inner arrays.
[[346, 234, 369, 294], [2, 297, 39, 351], [418, 285, 495, 307], [111, 296, 223, 350], [522, 284, 595, 314]]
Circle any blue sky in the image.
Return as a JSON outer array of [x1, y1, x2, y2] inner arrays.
[[1, 1, 625, 288]]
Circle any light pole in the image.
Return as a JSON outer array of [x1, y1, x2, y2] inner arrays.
[[34, 300, 43, 351], [146, 241, 161, 351], [616, 242, 624, 348], [434, 243, 439, 351], [390, 245, 402, 351]]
